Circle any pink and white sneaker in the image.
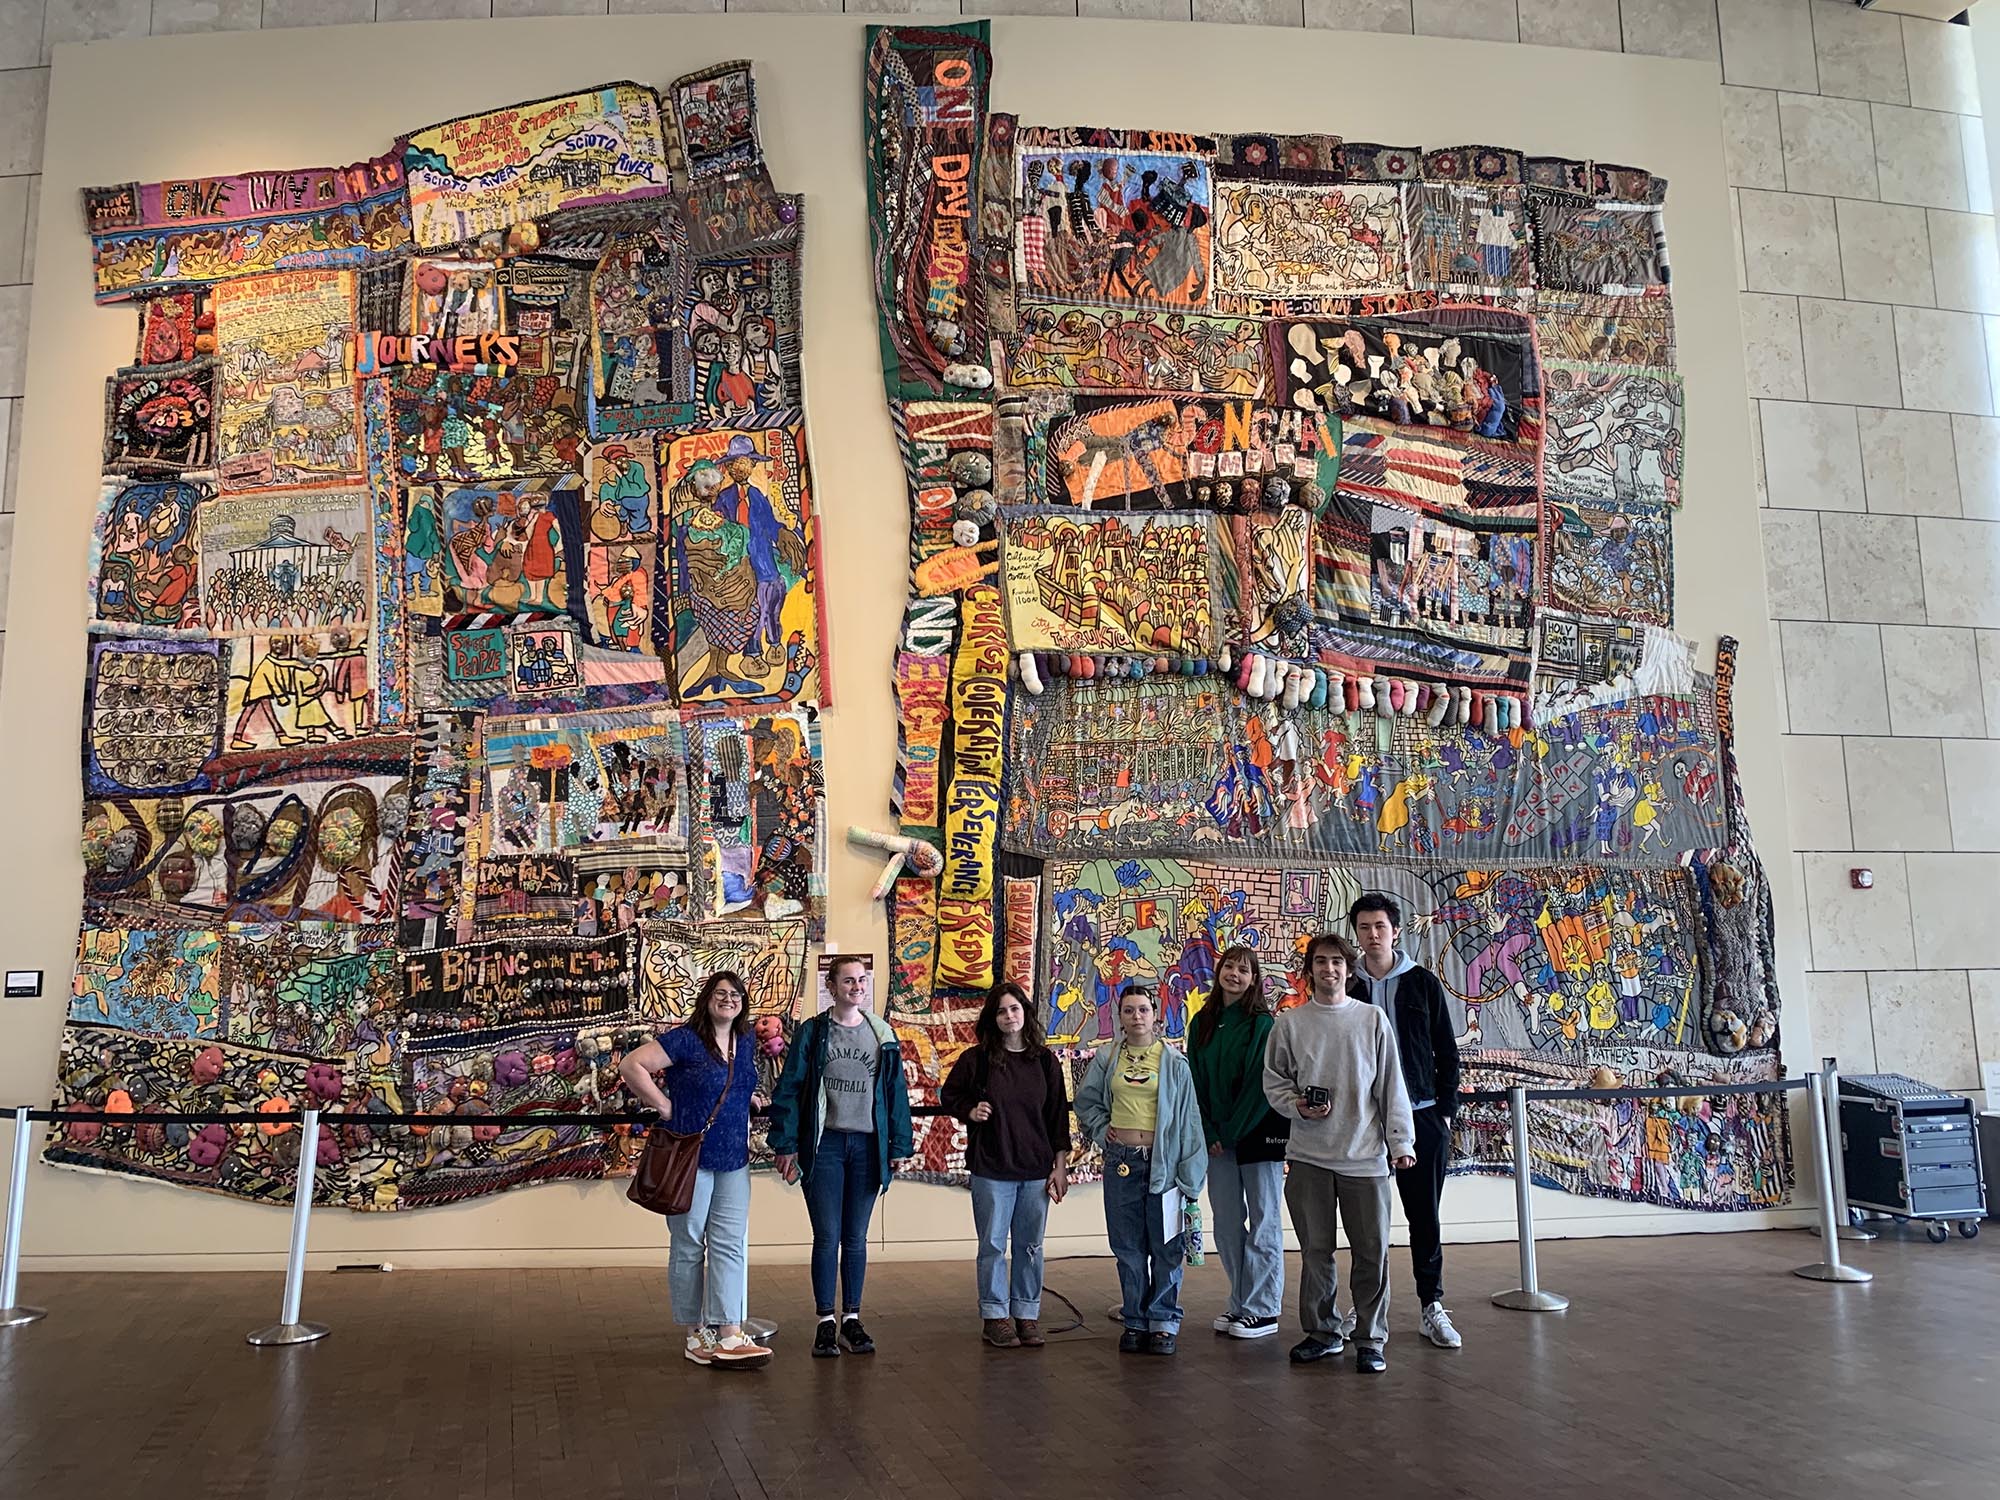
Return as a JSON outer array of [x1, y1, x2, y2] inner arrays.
[[711, 1332, 774, 1369]]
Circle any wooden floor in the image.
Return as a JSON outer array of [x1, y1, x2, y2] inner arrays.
[[1, 1227, 1994, 1500]]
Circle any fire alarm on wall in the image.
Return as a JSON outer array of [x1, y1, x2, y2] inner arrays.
[[1850, 868, 1874, 889]]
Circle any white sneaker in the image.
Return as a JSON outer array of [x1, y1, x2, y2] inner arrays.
[[684, 1327, 718, 1365], [1421, 1301, 1463, 1349], [1226, 1316, 1280, 1340], [1212, 1313, 1243, 1333]]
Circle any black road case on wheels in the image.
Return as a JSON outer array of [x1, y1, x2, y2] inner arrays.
[[1838, 1073, 1984, 1242]]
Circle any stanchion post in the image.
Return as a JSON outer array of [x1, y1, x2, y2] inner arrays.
[[247, 1108, 330, 1345], [1794, 1073, 1873, 1284], [1492, 1084, 1568, 1312], [0, 1107, 47, 1328], [1816, 1059, 1875, 1242]]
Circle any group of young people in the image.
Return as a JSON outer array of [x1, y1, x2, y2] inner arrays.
[[616, 895, 1462, 1375]]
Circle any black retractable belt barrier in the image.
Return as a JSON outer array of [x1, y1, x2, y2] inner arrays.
[[0, 1074, 1859, 1347]]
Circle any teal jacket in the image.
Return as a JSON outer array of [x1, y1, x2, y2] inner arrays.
[[1075, 1041, 1209, 1200], [766, 1010, 914, 1191]]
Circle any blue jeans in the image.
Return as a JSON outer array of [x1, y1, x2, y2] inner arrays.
[[803, 1129, 879, 1314], [970, 1175, 1049, 1320], [667, 1166, 750, 1328], [1102, 1140, 1183, 1334], [1208, 1149, 1286, 1320]]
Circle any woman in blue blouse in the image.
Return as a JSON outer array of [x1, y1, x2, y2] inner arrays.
[[618, 970, 772, 1369]]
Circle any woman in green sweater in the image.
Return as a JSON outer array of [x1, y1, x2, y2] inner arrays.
[[1187, 945, 1289, 1339]]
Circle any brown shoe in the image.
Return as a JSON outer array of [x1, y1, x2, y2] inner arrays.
[[983, 1318, 1021, 1348], [1014, 1318, 1045, 1348]]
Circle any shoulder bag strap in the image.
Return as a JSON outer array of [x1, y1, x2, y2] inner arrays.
[[691, 1038, 736, 1137]]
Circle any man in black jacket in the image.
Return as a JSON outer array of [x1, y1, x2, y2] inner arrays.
[[1349, 892, 1463, 1349]]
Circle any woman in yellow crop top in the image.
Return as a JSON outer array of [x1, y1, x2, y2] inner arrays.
[[1109, 1032, 1163, 1135], [1076, 983, 1208, 1357]]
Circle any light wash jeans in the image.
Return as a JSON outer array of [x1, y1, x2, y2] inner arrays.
[[969, 1175, 1049, 1320], [1102, 1140, 1183, 1334], [667, 1165, 750, 1328], [1208, 1148, 1286, 1321]]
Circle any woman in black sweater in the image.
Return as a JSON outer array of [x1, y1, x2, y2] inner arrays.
[[941, 981, 1073, 1348]]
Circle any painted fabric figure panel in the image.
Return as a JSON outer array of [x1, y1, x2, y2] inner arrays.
[[1529, 192, 1669, 294], [392, 369, 586, 485], [84, 746, 409, 928], [1214, 181, 1407, 298], [589, 217, 696, 435], [1038, 858, 1785, 1211], [1001, 509, 1217, 656], [423, 478, 578, 618], [401, 84, 675, 250], [1008, 304, 1266, 396], [1544, 494, 1674, 625], [53, 67, 834, 1211], [1015, 135, 1215, 309], [212, 269, 361, 492], [1002, 673, 1725, 865], [81, 153, 410, 304], [90, 477, 209, 634], [198, 487, 373, 638], [660, 424, 823, 705], [482, 711, 689, 857], [1543, 360, 1684, 509], [1405, 182, 1532, 293]]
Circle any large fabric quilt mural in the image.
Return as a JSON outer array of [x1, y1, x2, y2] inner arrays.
[[862, 22, 1787, 1208], [52, 69, 831, 1210]]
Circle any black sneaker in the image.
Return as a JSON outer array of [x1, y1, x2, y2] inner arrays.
[[1289, 1335, 1343, 1364], [1146, 1331, 1177, 1356], [840, 1316, 875, 1355], [1355, 1344, 1387, 1374], [811, 1320, 840, 1359], [1226, 1315, 1280, 1340], [1118, 1328, 1146, 1353]]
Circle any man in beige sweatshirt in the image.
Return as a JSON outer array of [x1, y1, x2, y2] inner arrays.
[[1263, 932, 1414, 1373]]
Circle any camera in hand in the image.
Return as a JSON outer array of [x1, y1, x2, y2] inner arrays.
[[1300, 1086, 1330, 1111]]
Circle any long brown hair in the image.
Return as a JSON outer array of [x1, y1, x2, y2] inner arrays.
[[687, 970, 751, 1060], [1190, 945, 1269, 1050], [975, 980, 1047, 1058]]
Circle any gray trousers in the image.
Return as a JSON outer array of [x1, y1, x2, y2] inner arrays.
[[1284, 1161, 1392, 1349]]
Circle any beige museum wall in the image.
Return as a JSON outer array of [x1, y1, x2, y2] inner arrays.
[[0, 14, 1809, 1271]]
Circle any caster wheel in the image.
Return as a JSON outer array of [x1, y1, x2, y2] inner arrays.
[[1847, 1208, 1866, 1229], [1958, 1221, 1979, 1240], [1926, 1222, 1949, 1243], [1894, 1215, 1910, 1225]]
